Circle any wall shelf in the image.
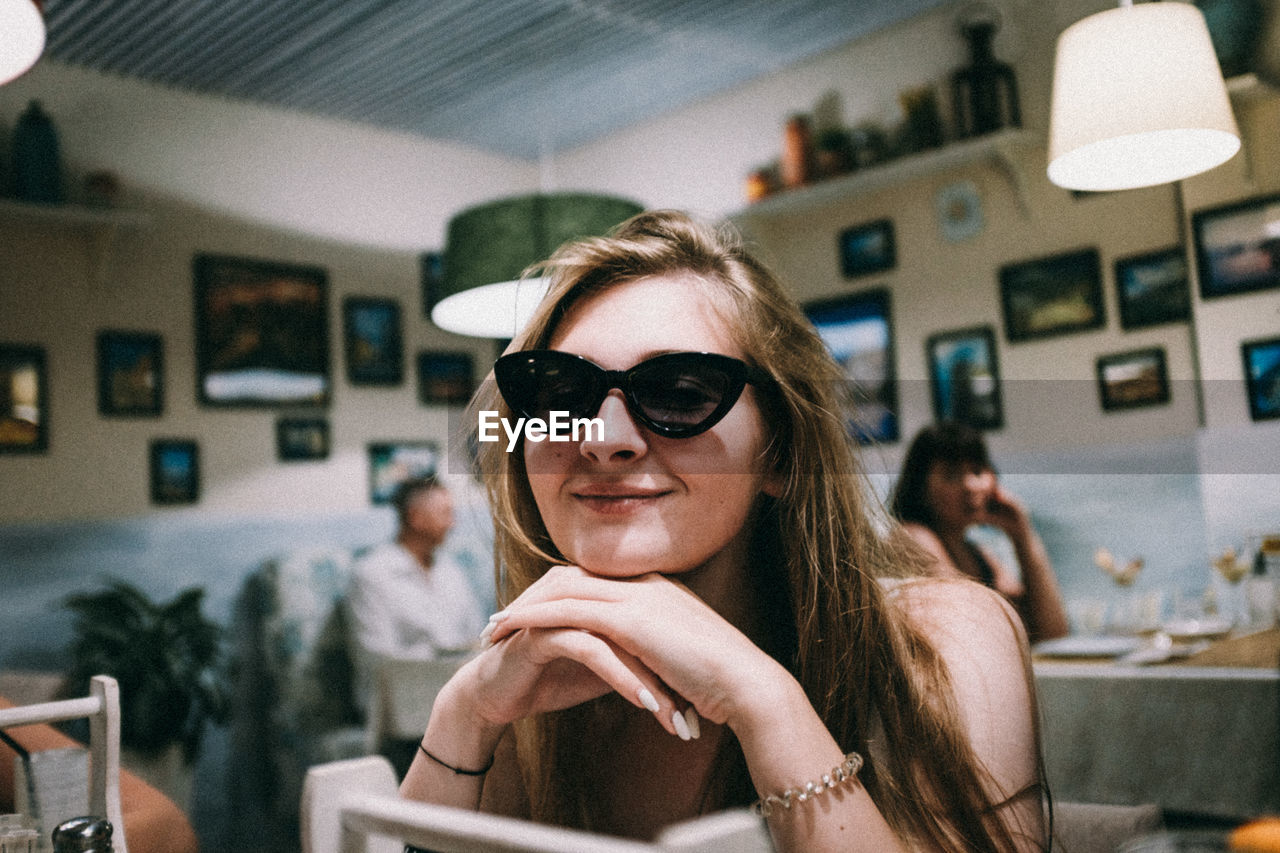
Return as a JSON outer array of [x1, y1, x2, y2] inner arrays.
[[733, 127, 1038, 221], [0, 198, 150, 285]]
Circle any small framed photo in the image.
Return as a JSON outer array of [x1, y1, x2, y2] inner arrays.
[[1115, 247, 1190, 330], [1241, 336, 1280, 421], [276, 417, 330, 461], [150, 438, 199, 505], [0, 344, 48, 453], [343, 297, 404, 385], [804, 288, 898, 443], [1193, 193, 1280, 299], [839, 219, 896, 278], [194, 254, 331, 407], [421, 251, 445, 319], [999, 248, 1105, 343], [417, 351, 476, 406], [925, 326, 1003, 430], [97, 331, 163, 417], [1095, 348, 1171, 412], [368, 441, 439, 504]]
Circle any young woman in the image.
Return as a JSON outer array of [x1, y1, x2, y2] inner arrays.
[[891, 422, 1070, 644], [401, 211, 1049, 852]]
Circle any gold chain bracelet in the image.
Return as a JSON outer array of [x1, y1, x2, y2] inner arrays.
[[753, 751, 864, 818]]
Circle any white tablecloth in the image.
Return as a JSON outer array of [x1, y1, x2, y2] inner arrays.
[[1034, 661, 1280, 819]]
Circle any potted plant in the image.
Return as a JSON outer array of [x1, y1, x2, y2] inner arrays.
[[62, 579, 228, 806]]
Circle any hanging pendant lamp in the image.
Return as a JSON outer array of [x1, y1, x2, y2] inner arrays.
[[1047, 0, 1240, 192], [431, 193, 643, 339]]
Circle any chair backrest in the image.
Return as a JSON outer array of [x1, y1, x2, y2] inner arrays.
[[364, 653, 474, 750], [300, 756, 775, 853], [1053, 801, 1163, 853], [0, 675, 127, 853]]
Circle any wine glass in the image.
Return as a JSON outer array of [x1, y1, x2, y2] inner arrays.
[[1094, 547, 1145, 633], [1212, 545, 1251, 629]]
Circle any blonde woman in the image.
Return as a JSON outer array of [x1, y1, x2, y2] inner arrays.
[[401, 211, 1048, 852]]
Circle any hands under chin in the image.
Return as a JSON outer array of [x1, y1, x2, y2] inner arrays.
[[463, 564, 787, 741]]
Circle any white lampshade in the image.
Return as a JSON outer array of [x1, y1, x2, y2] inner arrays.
[[430, 276, 551, 340], [1047, 1, 1240, 192], [0, 0, 45, 85]]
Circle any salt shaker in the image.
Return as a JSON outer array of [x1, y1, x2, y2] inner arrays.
[[51, 817, 112, 853]]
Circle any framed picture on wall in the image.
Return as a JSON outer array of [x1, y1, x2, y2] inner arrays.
[[276, 417, 330, 461], [343, 297, 404, 385], [925, 326, 1003, 430], [999, 248, 1105, 343], [1095, 347, 1170, 412], [838, 219, 896, 278], [1241, 336, 1280, 421], [804, 287, 898, 443], [421, 251, 445, 319], [417, 350, 476, 406], [194, 254, 331, 407], [1192, 193, 1280, 299], [1114, 247, 1190, 330], [0, 344, 47, 453], [368, 441, 439, 504], [97, 331, 163, 417], [149, 438, 199, 504]]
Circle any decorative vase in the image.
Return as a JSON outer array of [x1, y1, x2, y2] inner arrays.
[[12, 100, 65, 204], [780, 114, 814, 188], [950, 12, 1021, 138]]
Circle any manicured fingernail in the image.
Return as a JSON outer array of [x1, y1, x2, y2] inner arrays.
[[489, 610, 508, 623], [479, 622, 495, 642], [672, 709, 692, 741], [638, 688, 660, 713], [683, 707, 701, 740]]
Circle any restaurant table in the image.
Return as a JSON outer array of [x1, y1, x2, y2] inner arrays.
[[1033, 628, 1280, 821]]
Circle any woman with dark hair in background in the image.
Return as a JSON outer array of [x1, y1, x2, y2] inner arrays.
[[891, 421, 1069, 643]]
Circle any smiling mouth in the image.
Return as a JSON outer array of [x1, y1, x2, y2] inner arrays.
[[571, 488, 673, 512]]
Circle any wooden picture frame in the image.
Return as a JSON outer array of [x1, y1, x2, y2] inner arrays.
[[417, 351, 476, 406], [1193, 193, 1280, 299], [0, 344, 48, 453], [343, 297, 404, 386], [804, 288, 899, 443], [1241, 336, 1280, 422], [276, 417, 330, 461], [999, 248, 1105, 343], [838, 219, 896, 278], [97, 330, 163, 417], [194, 254, 331, 407], [925, 325, 1003, 430], [1095, 347, 1171, 412], [149, 438, 199, 504], [368, 441, 439, 505], [1115, 247, 1190, 330]]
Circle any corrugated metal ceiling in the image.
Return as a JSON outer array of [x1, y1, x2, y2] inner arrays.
[[42, 0, 949, 161]]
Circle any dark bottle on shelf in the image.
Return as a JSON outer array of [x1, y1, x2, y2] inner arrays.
[[12, 100, 66, 204], [950, 15, 1021, 138]]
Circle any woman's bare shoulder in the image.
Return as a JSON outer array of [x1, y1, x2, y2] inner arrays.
[[885, 575, 1029, 655]]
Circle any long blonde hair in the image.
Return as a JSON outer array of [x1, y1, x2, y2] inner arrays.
[[471, 210, 1038, 851]]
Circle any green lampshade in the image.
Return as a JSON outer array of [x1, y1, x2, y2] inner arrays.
[[442, 192, 643, 293], [432, 193, 642, 338]]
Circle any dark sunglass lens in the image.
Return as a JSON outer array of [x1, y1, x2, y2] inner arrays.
[[631, 360, 734, 428], [499, 354, 596, 419]]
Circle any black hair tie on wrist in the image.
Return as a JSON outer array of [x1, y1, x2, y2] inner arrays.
[[418, 742, 494, 776]]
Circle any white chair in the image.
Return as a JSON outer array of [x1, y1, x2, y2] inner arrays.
[[363, 653, 473, 755], [0, 674, 128, 853], [300, 755, 774, 853]]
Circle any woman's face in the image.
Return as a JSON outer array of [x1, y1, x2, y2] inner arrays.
[[522, 272, 781, 580], [923, 459, 996, 530]]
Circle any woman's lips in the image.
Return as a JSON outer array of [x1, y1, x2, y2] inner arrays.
[[571, 485, 673, 514]]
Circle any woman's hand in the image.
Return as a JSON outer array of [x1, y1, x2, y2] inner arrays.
[[484, 564, 791, 735], [976, 481, 1032, 540]]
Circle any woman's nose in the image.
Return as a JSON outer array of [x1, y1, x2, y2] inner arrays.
[[580, 391, 647, 464]]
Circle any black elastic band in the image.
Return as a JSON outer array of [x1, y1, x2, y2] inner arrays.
[[418, 742, 493, 776]]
